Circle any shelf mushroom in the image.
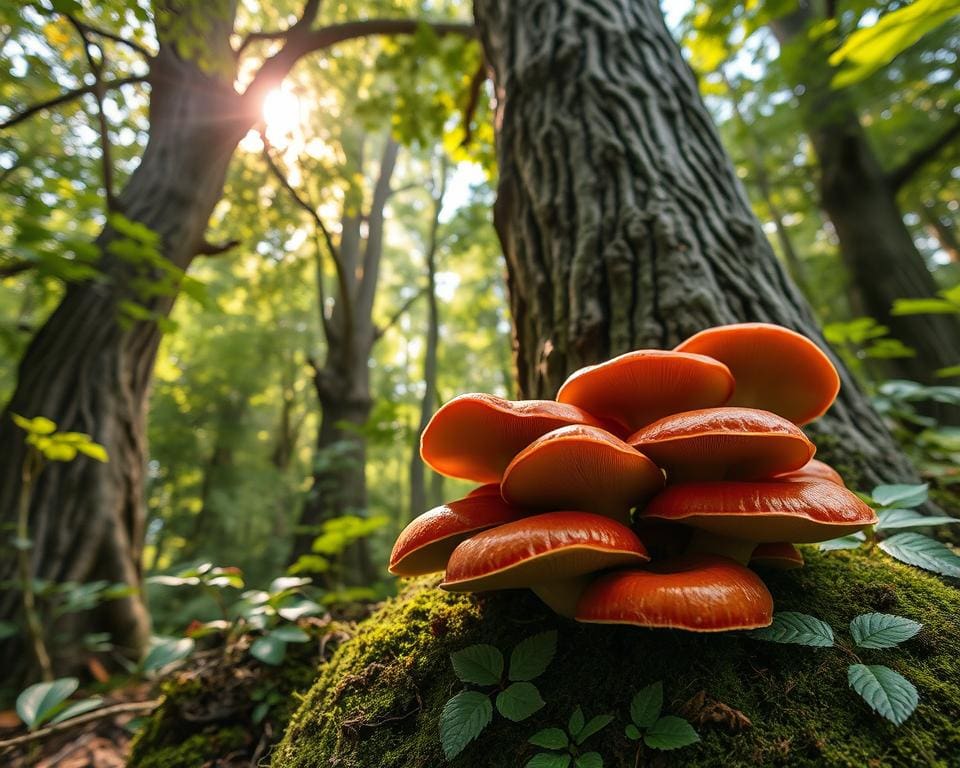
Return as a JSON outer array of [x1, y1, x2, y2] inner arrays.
[[420, 393, 609, 483], [675, 323, 840, 425], [575, 555, 774, 631], [775, 458, 846, 486], [750, 542, 805, 570], [501, 425, 664, 524], [441, 511, 650, 617], [628, 407, 815, 482], [389, 492, 527, 576], [556, 350, 734, 433]]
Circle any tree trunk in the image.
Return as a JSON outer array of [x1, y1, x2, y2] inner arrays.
[[0, 38, 248, 679], [409, 164, 447, 520], [770, 10, 960, 397], [473, 0, 921, 489]]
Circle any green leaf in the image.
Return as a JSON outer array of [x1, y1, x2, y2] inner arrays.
[[630, 681, 663, 728], [17, 678, 79, 729], [819, 532, 866, 551], [850, 613, 922, 649], [575, 714, 614, 745], [11, 414, 56, 435], [495, 681, 544, 722], [0, 620, 18, 639], [525, 755, 571, 768], [871, 483, 928, 509], [574, 753, 603, 768], [879, 532, 960, 577], [644, 716, 700, 750], [74, 441, 109, 463], [440, 690, 492, 760], [625, 723, 642, 740], [847, 664, 919, 725], [49, 697, 104, 724], [508, 630, 557, 681], [251, 635, 287, 665], [141, 637, 194, 672], [528, 727, 568, 749], [568, 706, 585, 738], [876, 508, 960, 530], [450, 644, 504, 685], [747, 612, 834, 647], [277, 599, 323, 621], [270, 625, 310, 643], [891, 298, 960, 316]]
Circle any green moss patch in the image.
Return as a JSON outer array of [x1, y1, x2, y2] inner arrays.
[[272, 549, 960, 768]]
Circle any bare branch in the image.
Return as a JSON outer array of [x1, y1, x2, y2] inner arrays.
[[459, 62, 488, 148], [888, 116, 960, 191], [196, 238, 241, 256], [235, 0, 321, 56], [0, 75, 147, 131], [374, 285, 428, 341], [0, 699, 161, 751], [71, 18, 153, 58]]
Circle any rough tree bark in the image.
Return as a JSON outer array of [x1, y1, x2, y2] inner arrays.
[[288, 137, 400, 583], [771, 7, 960, 395], [473, 0, 921, 489]]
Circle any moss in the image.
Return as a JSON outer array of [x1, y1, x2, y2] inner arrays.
[[272, 549, 960, 768]]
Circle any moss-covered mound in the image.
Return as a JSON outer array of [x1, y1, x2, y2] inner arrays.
[[273, 549, 960, 768]]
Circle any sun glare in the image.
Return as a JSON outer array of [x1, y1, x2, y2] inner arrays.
[[262, 87, 303, 147]]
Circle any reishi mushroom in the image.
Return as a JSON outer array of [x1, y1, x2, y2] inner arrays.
[[776, 458, 845, 486], [420, 393, 607, 483], [750, 542, 805, 570], [501, 425, 664, 524], [628, 407, 814, 482], [675, 323, 840, 425]]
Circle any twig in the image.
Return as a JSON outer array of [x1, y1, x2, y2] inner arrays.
[[374, 286, 428, 341], [0, 76, 147, 131], [70, 18, 153, 58], [0, 699, 161, 751], [459, 62, 487, 148]]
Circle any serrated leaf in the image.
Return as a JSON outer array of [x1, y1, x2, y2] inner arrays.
[[451, 644, 504, 685], [495, 681, 544, 722], [625, 723, 642, 740], [528, 727, 568, 749], [440, 690, 492, 760], [251, 635, 287, 665], [747, 612, 834, 647], [848, 664, 918, 725], [526, 754, 571, 768], [879, 532, 960, 577], [574, 753, 603, 768], [575, 714, 613, 745], [644, 716, 700, 750], [17, 678, 78, 729], [872, 483, 928, 509], [49, 697, 103, 724], [876, 508, 960, 530], [819, 532, 866, 551], [630, 681, 663, 728], [508, 630, 557, 681], [141, 637, 194, 672], [568, 705, 585, 738], [850, 613, 922, 649]]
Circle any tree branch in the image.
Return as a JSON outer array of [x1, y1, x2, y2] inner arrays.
[[374, 286, 428, 341], [459, 62, 488, 148], [0, 260, 35, 280], [888, 116, 960, 191], [196, 238, 241, 256], [71, 18, 153, 58], [0, 75, 147, 131]]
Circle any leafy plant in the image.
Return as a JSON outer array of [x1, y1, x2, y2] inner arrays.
[[623, 681, 699, 758], [440, 631, 557, 760], [819, 482, 960, 578], [749, 611, 922, 725], [16, 677, 103, 731], [526, 706, 613, 768], [141, 636, 196, 674]]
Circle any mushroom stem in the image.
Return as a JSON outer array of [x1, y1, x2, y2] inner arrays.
[[531, 577, 593, 619], [685, 530, 757, 565]]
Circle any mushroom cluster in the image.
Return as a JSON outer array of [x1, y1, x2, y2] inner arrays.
[[390, 323, 877, 632]]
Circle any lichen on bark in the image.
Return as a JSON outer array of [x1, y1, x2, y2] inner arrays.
[[272, 548, 960, 768]]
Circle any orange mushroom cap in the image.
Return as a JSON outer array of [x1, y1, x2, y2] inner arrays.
[[640, 480, 877, 543], [388, 493, 527, 576], [775, 458, 845, 487], [420, 393, 608, 483], [674, 323, 840, 425], [556, 350, 734, 433], [501, 425, 664, 524], [750, 542, 804, 570], [440, 511, 649, 592], [628, 407, 815, 482], [575, 555, 773, 631]]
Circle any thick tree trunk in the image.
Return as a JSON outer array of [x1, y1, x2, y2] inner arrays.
[[0, 43, 248, 679], [771, 10, 960, 396], [473, 0, 921, 489]]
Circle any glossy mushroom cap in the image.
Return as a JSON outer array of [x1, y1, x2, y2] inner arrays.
[[641, 480, 877, 543], [675, 323, 840, 426], [420, 393, 607, 484], [575, 555, 773, 631], [389, 494, 527, 576], [501, 425, 664, 524], [556, 350, 734, 433], [628, 407, 815, 482], [775, 458, 845, 486], [440, 511, 649, 592], [750, 542, 804, 570]]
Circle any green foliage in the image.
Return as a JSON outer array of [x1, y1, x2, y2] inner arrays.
[[624, 681, 699, 751], [441, 690, 493, 760], [141, 637, 195, 674], [849, 613, 922, 649], [16, 677, 102, 731], [879, 532, 960, 577], [526, 706, 612, 768], [12, 413, 108, 462], [747, 612, 835, 647], [847, 665, 919, 726]]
